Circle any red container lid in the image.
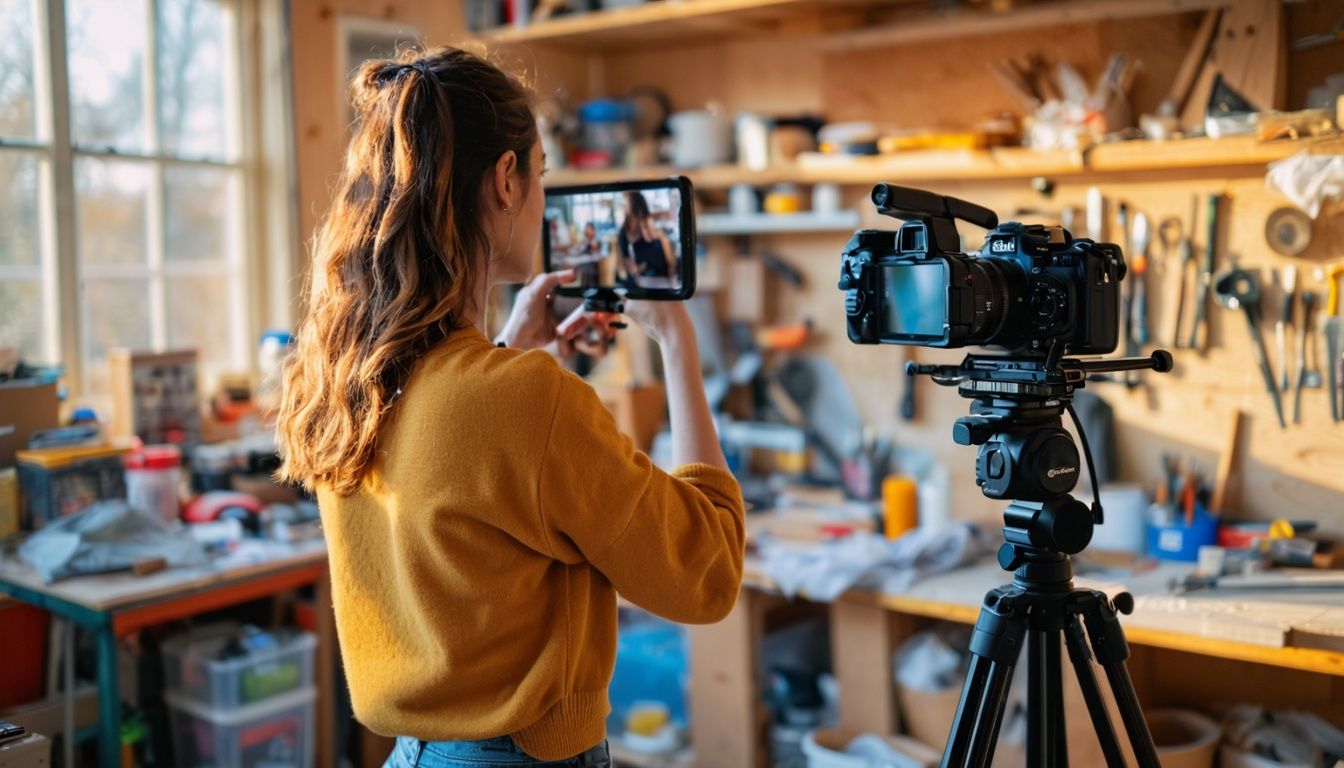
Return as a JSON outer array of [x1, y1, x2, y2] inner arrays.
[[125, 444, 182, 470]]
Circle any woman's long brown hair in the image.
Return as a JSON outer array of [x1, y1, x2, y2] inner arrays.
[[277, 47, 536, 495]]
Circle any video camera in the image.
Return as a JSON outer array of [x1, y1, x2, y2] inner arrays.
[[839, 184, 1125, 357]]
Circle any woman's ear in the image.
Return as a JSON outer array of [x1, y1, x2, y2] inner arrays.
[[492, 150, 518, 210]]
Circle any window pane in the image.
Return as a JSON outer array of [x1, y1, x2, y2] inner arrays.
[[67, 0, 147, 152], [81, 277, 152, 390], [0, 0, 38, 139], [165, 273, 235, 379], [165, 165, 235, 261], [75, 158, 150, 266], [0, 279, 45, 361], [157, 0, 232, 159], [0, 152, 42, 266]]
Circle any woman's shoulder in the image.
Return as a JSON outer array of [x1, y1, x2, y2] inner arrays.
[[408, 335, 574, 414]]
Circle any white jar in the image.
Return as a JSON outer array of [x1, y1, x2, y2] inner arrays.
[[125, 445, 183, 525]]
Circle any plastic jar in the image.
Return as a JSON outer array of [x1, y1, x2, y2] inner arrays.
[[126, 445, 183, 525], [577, 99, 634, 168], [255, 330, 293, 424]]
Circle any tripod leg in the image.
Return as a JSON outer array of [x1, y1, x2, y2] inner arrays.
[[941, 590, 1027, 768], [1080, 592, 1162, 768], [965, 659, 1016, 768], [1025, 630, 1068, 768], [1046, 630, 1069, 768], [940, 654, 992, 768], [1063, 614, 1126, 768], [1026, 630, 1047, 767]]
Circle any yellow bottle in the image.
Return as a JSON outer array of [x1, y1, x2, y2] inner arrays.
[[882, 475, 919, 540]]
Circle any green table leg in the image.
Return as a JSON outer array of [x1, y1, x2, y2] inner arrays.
[[96, 624, 121, 766]]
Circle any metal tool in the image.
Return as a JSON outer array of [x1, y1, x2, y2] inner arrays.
[[1171, 196, 1197, 349], [1116, 202, 1140, 388], [1086, 187, 1105, 241], [1188, 194, 1221, 352], [1214, 268, 1286, 429], [1132, 212, 1151, 346], [1276, 266, 1297, 392], [1326, 265, 1344, 423], [1265, 208, 1312, 257], [1293, 291, 1319, 424]]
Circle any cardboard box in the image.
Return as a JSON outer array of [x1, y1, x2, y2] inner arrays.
[[0, 379, 59, 468], [0, 468, 17, 539]]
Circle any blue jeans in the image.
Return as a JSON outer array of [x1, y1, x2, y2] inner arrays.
[[384, 735, 611, 768]]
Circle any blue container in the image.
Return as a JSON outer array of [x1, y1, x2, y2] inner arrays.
[[607, 614, 688, 732], [1146, 507, 1218, 562]]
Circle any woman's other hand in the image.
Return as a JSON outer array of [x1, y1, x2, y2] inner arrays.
[[495, 269, 575, 350], [553, 307, 619, 358], [623, 300, 693, 347]]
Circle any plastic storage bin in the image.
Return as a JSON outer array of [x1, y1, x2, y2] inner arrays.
[[608, 615, 689, 732], [165, 686, 314, 768], [163, 625, 316, 709], [1146, 508, 1219, 562], [15, 443, 131, 529]]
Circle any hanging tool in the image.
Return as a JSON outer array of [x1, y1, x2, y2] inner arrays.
[[1265, 208, 1313, 257], [899, 347, 917, 422], [1117, 202, 1139, 388], [1188, 194, 1221, 352], [1326, 264, 1344, 423], [1170, 196, 1197, 348], [1214, 268, 1286, 429], [1293, 291, 1320, 424], [1132, 211, 1151, 345], [1276, 266, 1297, 392], [1086, 187, 1105, 241]]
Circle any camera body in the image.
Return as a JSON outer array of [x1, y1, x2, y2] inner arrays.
[[839, 185, 1126, 356]]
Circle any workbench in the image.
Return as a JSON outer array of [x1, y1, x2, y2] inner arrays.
[[688, 546, 1344, 767], [0, 541, 335, 768]]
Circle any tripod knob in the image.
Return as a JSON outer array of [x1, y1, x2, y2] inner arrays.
[[953, 416, 999, 445], [1111, 591, 1135, 615]]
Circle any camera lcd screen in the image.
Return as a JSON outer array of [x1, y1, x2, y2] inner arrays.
[[881, 263, 947, 339], [542, 177, 695, 300]]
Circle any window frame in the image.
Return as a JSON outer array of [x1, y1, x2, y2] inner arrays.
[[0, 0, 288, 397]]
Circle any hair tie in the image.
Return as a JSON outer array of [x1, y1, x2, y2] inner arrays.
[[409, 61, 431, 80]]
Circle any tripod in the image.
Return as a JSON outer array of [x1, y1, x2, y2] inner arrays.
[[907, 351, 1172, 768]]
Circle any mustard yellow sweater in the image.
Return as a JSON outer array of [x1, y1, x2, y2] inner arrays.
[[316, 326, 745, 760]]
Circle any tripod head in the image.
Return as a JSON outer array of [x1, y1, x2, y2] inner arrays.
[[907, 349, 1172, 574]]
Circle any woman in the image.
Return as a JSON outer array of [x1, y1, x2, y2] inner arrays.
[[617, 191, 677, 284], [277, 48, 744, 768]]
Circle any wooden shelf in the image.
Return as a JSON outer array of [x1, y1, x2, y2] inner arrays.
[[546, 136, 1333, 191], [476, 0, 1226, 52], [475, 0, 882, 49], [697, 210, 860, 235]]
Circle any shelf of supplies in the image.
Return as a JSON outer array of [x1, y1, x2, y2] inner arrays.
[[545, 136, 1331, 191], [697, 210, 860, 235], [474, 0, 876, 49], [474, 0, 1225, 52]]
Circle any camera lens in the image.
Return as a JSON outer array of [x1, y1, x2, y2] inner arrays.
[[962, 258, 1027, 349]]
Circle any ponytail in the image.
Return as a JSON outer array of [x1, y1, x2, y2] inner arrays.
[[277, 47, 537, 494]]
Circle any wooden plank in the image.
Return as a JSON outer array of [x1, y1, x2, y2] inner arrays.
[[822, 0, 1227, 52], [544, 137, 1326, 191], [830, 600, 900, 735], [687, 590, 767, 768]]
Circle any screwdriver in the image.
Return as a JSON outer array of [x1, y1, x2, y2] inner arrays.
[[1187, 193, 1221, 352]]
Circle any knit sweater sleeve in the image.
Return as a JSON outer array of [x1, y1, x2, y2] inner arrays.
[[538, 373, 745, 624]]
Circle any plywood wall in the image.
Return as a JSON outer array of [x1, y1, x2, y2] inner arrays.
[[286, 1, 1344, 531], [288, 0, 587, 276]]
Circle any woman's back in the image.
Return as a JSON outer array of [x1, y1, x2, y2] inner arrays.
[[318, 326, 744, 759]]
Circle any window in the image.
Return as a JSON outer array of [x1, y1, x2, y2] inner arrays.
[[0, 0, 253, 395]]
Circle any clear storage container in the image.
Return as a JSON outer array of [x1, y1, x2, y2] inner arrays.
[[162, 624, 316, 709], [165, 686, 314, 768]]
